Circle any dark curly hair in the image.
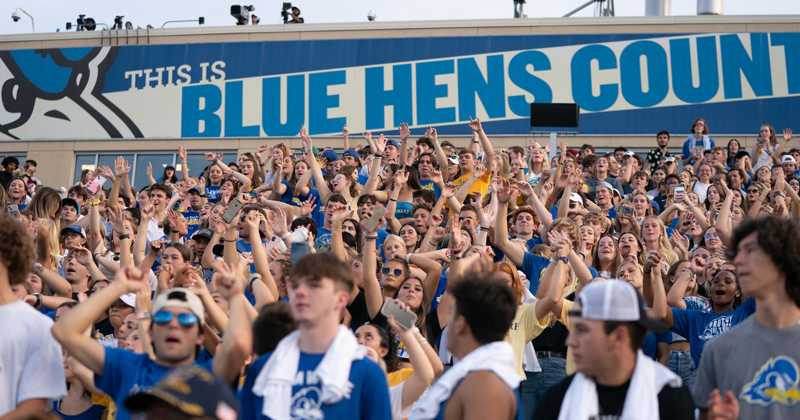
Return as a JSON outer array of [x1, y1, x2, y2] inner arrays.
[[0, 213, 35, 284], [726, 217, 800, 308]]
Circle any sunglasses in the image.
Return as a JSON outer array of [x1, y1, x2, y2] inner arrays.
[[704, 233, 720, 240], [747, 189, 759, 194], [381, 267, 404, 277], [153, 311, 198, 328]]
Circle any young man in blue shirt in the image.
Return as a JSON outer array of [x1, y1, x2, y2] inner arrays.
[[240, 253, 391, 420], [52, 265, 248, 420]]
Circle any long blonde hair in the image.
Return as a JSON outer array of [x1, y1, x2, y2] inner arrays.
[[36, 218, 62, 272]]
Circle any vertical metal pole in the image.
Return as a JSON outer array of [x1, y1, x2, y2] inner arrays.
[[549, 132, 558, 161]]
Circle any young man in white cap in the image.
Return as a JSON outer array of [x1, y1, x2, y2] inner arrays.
[[52, 265, 248, 420], [410, 272, 521, 420], [240, 253, 390, 420], [534, 279, 694, 420], [693, 217, 800, 419]]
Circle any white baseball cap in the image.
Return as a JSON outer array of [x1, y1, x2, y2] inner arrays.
[[568, 279, 669, 333], [152, 288, 206, 327], [569, 193, 584, 206], [782, 155, 796, 164]]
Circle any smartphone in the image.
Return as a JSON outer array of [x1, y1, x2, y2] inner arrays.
[[291, 242, 313, 266], [248, 191, 260, 198], [620, 206, 634, 217], [381, 299, 418, 330], [221, 198, 244, 224], [360, 203, 388, 232], [675, 184, 686, 196], [86, 176, 108, 194], [7, 204, 18, 215]]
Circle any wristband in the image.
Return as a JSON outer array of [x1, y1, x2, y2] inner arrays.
[[171, 230, 179, 234], [411, 327, 421, 334], [212, 158, 219, 164], [248, 274, 262, 291], [405, 254, 412, 264], [417, 338, 429, 346], [365, 234, 378, 240], [281, 232, 292, 240], [549, 256, 569, 264], [478, 226, 489, 232], [224, 239, 236, 242], [94, 253, 104, 263], [33, 293, 42, 309], [90, 200, 101, 206], [374, 153, 382, 158], [199, 194, 207, 198], [547, 196, 556, 202], [451, 253, 463, 260], [389, 198, 397, 202], [118, 233, 130, 240], [137, 311, 152, 320]]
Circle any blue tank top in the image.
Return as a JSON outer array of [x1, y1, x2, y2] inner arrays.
[[394, 201, 413, 220]]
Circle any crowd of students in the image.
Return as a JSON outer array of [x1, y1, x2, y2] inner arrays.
[[1, 117, 799, 420]]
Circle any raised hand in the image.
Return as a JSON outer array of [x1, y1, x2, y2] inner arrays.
[[429, 213, 444, 228], [71, 247, 93, 266], [517, 181, 534, 198], [481, 205, 496, 227], [148, 238, 165, 256], [449, 214, 463, 252], [178, 145, 187, 160], [784, 128, 793, 142], [107, 205, 127, 234], [426, 125, 438, 142], [429, 169, 444, 186], [329, 202, 350, 226], [166, 209, 180, 228], [398, 122, 410, 142], [468, 116, 483, 133], [300, 195, 317, 217], [114, 156, 131, 177], [394, 167, 409, 186], [136, 278, 152, 312], [374, 134, 386, 156], [496, 178, 513, 204], [146, 162, 153, 176], [441, 182, 457, 199], [141, 204, 155, 222], [343, 125, 349, 138], [212, 260, 244, 299], [117, 266, 148, 293], [472, 163, 487, 179], [272, 207, 289, 236]]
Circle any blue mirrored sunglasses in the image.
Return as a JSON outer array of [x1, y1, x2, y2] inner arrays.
[[153, 311, 198, 328]]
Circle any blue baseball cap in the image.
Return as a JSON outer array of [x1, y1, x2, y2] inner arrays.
[[320, 149, 338, 162], [60, 225, 87, 238], [188, 187, 202, 195], [385, 139, 400, 149], [343, 149, 359, 159]]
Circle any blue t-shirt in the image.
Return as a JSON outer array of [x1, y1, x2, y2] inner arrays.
[[239, 351, 391, 420], [419, 179, 442, 199], [642, 331, 673, 360], [95, 348, 213, 420], [181, 210, 201, 238], [205, 185, 222, 204], [315, 227, 332, 252], [298, 188, 324, 229], [670, 297, 756, 365], [394, 201, 413, 220], [53, 401, 105, 420], [279, 181, 301, 207], [521, 252, 597, 294]]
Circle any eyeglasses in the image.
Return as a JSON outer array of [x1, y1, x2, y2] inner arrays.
[[153, 311, 198, 328], [381, 267, 404, 277], [747, 189, 759, 194], [704, 233, 720, 240]]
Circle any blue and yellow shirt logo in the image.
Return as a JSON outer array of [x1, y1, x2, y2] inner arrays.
[[741, 356, 800, 407]]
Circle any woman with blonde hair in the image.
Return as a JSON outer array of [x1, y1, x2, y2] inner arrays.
[[752, 124, 779, 172], [640, 215, 679, 268]]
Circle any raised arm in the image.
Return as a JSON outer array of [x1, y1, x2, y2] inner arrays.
[[427, 126, 450, 183], [327, 202, 351, 262], [301, 129, 333, 201], [398, 123, 410, 167], [178, 145, 189, 181], [469, 117, 494, 166], [359, 133, 386, 197], [52, 267, 146, 375], [493, 178, 525, 267], [517, 180, 553, 230], [211, 260, 254, 384], [245, 211, 279, 302], [204, 153, 251, 192], [535, 232, 570, 319], [715, 180, 735, 246], [453, 163, 486, 205], [771, 129, 793, 164], [386, 310, 436, 409], [666, 269, 695, 309], [133, 205, 154, 267], [362, 228, 384, 320]]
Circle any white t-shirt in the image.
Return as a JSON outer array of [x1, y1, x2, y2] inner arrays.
[[147, 217, 165, 242], [389, 382, 412, 420], [0, 301, 67, 415]]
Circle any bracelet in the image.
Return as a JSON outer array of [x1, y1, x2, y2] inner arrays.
[[281, 232, 291, 240], [248, 274, 262, 291], [33, 262, 43, 273], [33, 293, 42, 309], [224, 239, 236, 242], [451, 253, 463, 260], [411, 327, 420, 334], [547, 196, 556, 202], [417, 338, 429, 346], [90, 200, 101, 206], [212, 158, 219, 164], [118, 233, 130, 240], [405, 254, 412, 263], [429, 240, 439, 246], [171, 230, 179, 234], [199, 194, 207, 198], [374, 153, 382, 158], [478, 226, 489, 232], [389, 198, 397, 202], [365, 234, 378, 240], [136, 311, 152, 320]]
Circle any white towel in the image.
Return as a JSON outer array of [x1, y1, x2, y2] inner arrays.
[[521, 289, 542, 373], [556, 350, 682, 420], [251, 325, 365, 420], [410, 341, 520, 420]]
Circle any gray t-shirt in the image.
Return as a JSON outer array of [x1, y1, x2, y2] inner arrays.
[[692, 316, 800, 418]]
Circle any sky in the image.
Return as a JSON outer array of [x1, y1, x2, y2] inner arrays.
[[2, 0, 799, 35]]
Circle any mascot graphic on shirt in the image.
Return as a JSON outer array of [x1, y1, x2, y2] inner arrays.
[[741, 356, 800, 407], [0, 46, 142, 140]]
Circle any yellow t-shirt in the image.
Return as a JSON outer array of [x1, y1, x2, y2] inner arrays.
[[387, 368, 415, 387], [92, 394, 116, 420], [451, 171, 492, 199], [505, 301, 551, 378], [557, 299, 577, 375]]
